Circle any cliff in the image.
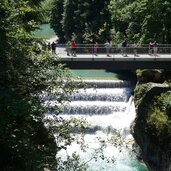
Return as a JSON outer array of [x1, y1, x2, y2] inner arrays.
[[132, 70, 171, 171]]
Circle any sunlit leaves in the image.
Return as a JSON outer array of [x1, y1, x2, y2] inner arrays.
[[109, 0, 171, 43]]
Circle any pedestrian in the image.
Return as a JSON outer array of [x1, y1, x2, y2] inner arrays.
[[93, 42, 98, 56], [153, 41, 158, 56], [71, 40, 76, 57], [104, 40, 111, 57], [133, 42, 139, 57], [66, 41, 71, 56], [51, 41, 56, 55], [148, 41, 153, 55], [122, 40, 128, 57]]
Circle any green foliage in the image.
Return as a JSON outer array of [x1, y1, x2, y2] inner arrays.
[[146, 92, 171, 146], [54, 128, 125, 171], [109, 0, 171, 43], [40, 0, 54, 23], [50, 0, 171, 43], [57, 152, 87, 171], [50, 0, 111, 43], [0, 0, 80, 170], [136, 69, 142, 78], [134, 83, 151, 107], [50, 0, 65, 43], [153, 92, 171, 118], [0, 88, 56, 171]]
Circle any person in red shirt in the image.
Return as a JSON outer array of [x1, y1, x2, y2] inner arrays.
[[71, 40, 76, 57]]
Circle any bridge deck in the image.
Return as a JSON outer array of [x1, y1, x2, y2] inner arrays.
[[54, 47, 171, 70], [58, 54, 171, 62]]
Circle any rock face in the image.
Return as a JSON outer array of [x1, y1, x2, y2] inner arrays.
[[137, 69, 164, 83], [132, 82, 171, 171]]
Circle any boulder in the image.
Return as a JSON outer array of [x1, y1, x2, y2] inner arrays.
[[137, 69, 164, 84], [132, 83, 171, 171]]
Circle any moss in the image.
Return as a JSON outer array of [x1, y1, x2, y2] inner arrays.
[[134, 81, 171, 147], [146, 92, 171, 147], [136, 69, 142, 77], [134, 83, 153, 107]]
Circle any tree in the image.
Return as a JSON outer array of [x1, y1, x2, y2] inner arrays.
[[0, 1, 135, 170], [109, 0, 171, 43], [41, 0, 54, 23], [50, 0, 112, 43], [50, 0, 65, 43], [0, 0, 79, 170]]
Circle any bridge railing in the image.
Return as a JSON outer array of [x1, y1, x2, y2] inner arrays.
[[56, 44, 171, 56], [57, 44, 171, 47]]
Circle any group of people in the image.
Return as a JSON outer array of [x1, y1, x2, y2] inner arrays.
[[122, 40, 140, 57], [48, 41, 57, 55], [64, 40, 111, 57], [48, 40, 77, 56], [121, 40, 159, 57], [66, 40, 76, 57], [148, 41, 158, 56], [93, 40, 142, 57], [93, 41, 111, 57], [47, 39, 159, 57]]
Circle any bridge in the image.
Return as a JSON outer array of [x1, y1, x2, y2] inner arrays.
[[54, 45, 171, 70]]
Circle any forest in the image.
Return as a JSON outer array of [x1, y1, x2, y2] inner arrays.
[[0, 0, 171, 170], [50, 0, 171, 44]]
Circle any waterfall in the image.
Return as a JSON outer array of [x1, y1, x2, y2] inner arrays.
[[45, 79, 148, 170]]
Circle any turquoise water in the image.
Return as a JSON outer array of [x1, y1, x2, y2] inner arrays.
[[71, 70, 148, 171], [86, 158, 148, 171], [70, 69, 148, 171], [33, 24, 56, 39], [71, 70, 135, 80]]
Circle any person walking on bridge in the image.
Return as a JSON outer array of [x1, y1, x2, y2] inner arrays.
[[71, 40, 76, 57], [66, 41, 71, 56], [148, 41, 154, 55], [122, 39, 128, 57], [133, 42, 139, 57], [93, 42, 98, 56], [104, 40, 111, 57], [153, 41, 158, 56], [51, 41, 56, 55]]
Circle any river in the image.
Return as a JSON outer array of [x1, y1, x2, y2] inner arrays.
[[33, 24, 56, 39], [45, 69, 148, 170]]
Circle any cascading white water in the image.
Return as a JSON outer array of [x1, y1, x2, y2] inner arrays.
[[45, 80, 148, 171]]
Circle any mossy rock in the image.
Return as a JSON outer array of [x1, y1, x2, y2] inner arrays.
[[137, 69, 164, 84], [132, 83, 171, 171]]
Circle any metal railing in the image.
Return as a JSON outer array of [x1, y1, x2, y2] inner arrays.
[[57, 44, 171, 47], [55, 44, 171, 56]]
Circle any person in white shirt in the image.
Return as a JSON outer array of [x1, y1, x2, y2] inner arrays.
[[104, 40, 111, 57]]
